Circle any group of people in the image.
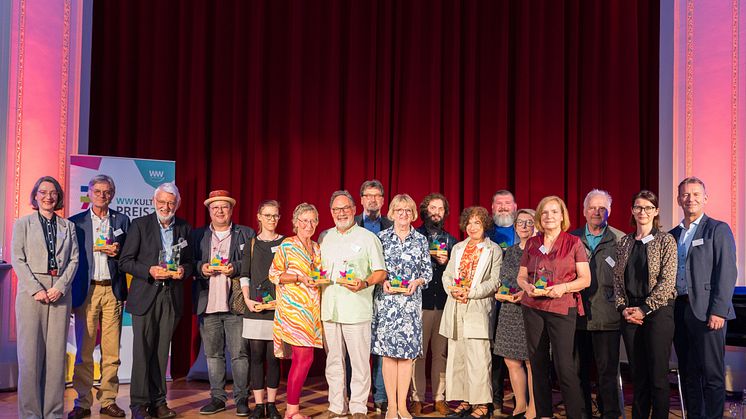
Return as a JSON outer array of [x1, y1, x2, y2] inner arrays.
[[10, 175, 737, 419]]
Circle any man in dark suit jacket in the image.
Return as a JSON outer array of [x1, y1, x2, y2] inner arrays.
[[119, 183, 195, 419], [670, 177, 737, 419], [191, 190, 254, 416], [68, 175, 130, 419]]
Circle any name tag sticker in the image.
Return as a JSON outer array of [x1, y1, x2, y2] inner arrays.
[[240, 243, 245, 251], [271, 246, 279, 254], [351, 245, 362, 253], [692, 238, 704, 247], [641, 235, 654, 244], [605, 256, 616, 268], [539, 245, 548, 255], [477, 242, 486, 249], [402, 253, 412, 261], [113, 228, 124, 237], [176, 240, 188, 249]]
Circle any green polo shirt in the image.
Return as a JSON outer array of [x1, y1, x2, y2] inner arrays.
[[320, 224, 386, 324]]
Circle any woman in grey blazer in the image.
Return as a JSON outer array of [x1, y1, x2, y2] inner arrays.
[[11, 176, 79, 419], [440, 207, 501, 419]]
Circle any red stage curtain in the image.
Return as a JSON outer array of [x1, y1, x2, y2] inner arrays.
[[89, 0, 659, 377]]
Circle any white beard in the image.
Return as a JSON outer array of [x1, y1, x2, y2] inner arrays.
[[493, 213, 515, 227]]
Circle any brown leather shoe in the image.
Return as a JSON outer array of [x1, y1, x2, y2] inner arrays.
[[68, 406, 91, 419], [149, 404, 177, 418], [132, 406, 152, 419], [410, 401, 423, 416], [100, 403, 126, 417], [435, 401, 451, 416]]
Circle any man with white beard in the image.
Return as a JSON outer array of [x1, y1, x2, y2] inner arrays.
[[486, 189, 518, 414], [120, 183, 195, 419], [319, 190, 387, 419], [486, 190, 519, 250]]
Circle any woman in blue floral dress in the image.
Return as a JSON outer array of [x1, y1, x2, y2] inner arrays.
[[372, 194, 433, 419]]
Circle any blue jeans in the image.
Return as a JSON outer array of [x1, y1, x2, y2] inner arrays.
[[200, 312, 249, 402], [372, 354, 387, 403]]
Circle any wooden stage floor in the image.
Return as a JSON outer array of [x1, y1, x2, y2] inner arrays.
[[0, 376, 699, 418]]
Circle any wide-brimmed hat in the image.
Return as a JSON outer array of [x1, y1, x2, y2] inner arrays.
[[204, 190, 236, 207]]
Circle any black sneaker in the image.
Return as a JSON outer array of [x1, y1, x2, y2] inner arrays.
[[266, 402, 282, 419], [199, 398, 226, 415], [250, 403, 265, 419], [236, 398, 251, 417]]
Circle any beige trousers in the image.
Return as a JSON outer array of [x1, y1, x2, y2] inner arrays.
[[445, 336, 493, 404], [411, 308, 448, 402], [72, 283, 123, 409], [323, 321, 372, 414]]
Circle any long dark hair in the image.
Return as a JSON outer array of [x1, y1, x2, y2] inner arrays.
[[629, 190, 661, 230]]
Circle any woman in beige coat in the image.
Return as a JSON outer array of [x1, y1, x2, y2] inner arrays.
[[440, 207, 502, 419]]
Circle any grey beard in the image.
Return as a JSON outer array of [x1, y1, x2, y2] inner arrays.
[[157, 213, 175, 224], [335, 218, 355, 230], [493, 213, 515, 227]]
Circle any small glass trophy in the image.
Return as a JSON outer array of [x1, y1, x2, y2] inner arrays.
[[448, 276, 471, 292], [158, 249, 181, 278], [388, 271, 410, 293], [336, 262, 359, 286], [209, 251, 230, 273], [93, 226, 116, 252], [495, 284, 519, 303], [255, 291, 276, 311], [310, 265, 330, 285], [429, 239, 448, 257], [532, 267, 554, 296]]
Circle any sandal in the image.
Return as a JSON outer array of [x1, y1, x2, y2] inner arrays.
[[447, 402, 472, 417], [470, 404, 490, 419]]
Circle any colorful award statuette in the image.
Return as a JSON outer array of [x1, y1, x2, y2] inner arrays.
[[429, 240, 448, 257], [388, 273, 410, 293], [157, 250, 182, 279], [448, 276, 471, 292], [209, 253, 231, 273], [495, 284, 519, 303], [310, 266, 330, 284], [336, 267, 359, 286], [93, 233, 116, 252], [532, 268, 554, 296], [255, 291, 276, 311]]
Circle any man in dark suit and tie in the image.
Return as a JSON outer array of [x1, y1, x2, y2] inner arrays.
[[120, 182, 195, 419], [68, 175, 130, 419], [670, 177, 737, 419]]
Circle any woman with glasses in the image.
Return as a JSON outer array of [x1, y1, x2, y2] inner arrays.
[[516, 196, 590, 419], [268, 203, 323, 419], [12, 176, 79, 418], [493, 209, 536, 419], [613, 191, 677, 419], [240, 200, 284, 419], [440, 206, 502, 419], [372, 194, 432, 419]]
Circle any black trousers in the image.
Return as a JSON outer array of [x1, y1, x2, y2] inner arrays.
[[673, 297, 727, 419], [130, 286, 178, 409], [523, 307, 584, 419], [249, 339, 281, 390], [575, 329, 621, 418], [621, 305, 674, 419], [491, 354, 506, 405]]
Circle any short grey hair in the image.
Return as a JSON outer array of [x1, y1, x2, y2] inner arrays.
[[359, 179, 384, 197], [88, 174, 116, 197], [329, 190, 355, 208], [583, 189, 612, 214], [292, 203, 319, 233], [154, 182, 181, 208]]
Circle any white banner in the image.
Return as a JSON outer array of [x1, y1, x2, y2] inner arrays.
[[66, 155, 175, 384]]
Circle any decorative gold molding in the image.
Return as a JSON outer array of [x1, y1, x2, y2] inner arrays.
[[58, 0, 72, 191], [731, 0, 739, 235], [685, 0, 694, 177]]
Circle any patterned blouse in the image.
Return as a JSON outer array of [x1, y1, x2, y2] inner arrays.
[[378, 227, 433, 287], [457, 240, 483, 289], [268, 236, 323, 358]]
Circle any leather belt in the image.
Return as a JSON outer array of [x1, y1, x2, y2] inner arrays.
[[48, 269, 58, 276], [90, 279, 112, 286], [154, 280, 172, 287]]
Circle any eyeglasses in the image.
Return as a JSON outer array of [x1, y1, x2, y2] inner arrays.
[[632, 205, 657, 214], [331, 206, 353, 214], [92, 189, 113, 197], [297, 219, 318, 226], [516, 220, 535, 227], [394, 208, 413, 215], [362, 193, 383, 199], [261, 214, 280, 220], [210, 205, 231, 212], [156, 199, 177, 208], [37, 190, 59, 198]]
